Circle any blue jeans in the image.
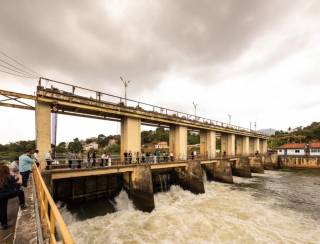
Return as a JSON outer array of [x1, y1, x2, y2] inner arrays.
[[20, 170, 31, 187]]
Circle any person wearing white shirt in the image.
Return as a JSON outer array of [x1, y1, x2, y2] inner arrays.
[[33, 150, 40, 167], [45, 151, 53, 170]]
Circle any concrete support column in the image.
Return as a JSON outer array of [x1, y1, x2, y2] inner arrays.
[[200, 130, 216, 159], [221, 134, 235, 157], [242, 136, 250, 156], [235, 136, 243, 156], [249, 138, 254, 155], [174, 161, 205, 194], [253, 138, 260, 154], [169, 125, 187, 160], [35, 101, 51, 170], [203, 160, 233, 183], [130, 165, 155, 212], [261, 139, 268, 154], [121, 117, 141, 162]]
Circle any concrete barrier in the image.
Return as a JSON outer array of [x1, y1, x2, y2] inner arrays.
[[263, 155, 274, 170], [174, 161, 205, 194], [231, 157, 252, 178], [249, 156, 264, 173], [130, 165, 155, 212], [204, 160, 233, 184]]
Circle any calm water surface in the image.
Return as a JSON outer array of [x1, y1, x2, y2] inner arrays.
[[61, 169, 320, 243]]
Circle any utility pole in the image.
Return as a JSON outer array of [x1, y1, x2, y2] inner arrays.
[[120, 76, 130, 106], [254, 121, 257, 131], [192, 101, 198, 119], [228, 114, 232, 125]]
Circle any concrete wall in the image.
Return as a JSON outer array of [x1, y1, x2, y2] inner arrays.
[[200, 130, 216, 159], [121, 117, 141, 161], [169, 125, 188, 160], [279, 156, 320, 169], [35, 101, 52, 170]]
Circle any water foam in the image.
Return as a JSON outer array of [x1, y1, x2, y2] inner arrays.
[[65, 173, 320, 244]]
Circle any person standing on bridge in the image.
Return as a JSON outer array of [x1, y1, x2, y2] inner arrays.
[[19, 151, 34, 187], [33, 150, 40, 167], [92, 151, 97, 167], [45, 150, 53, 170], [0, 164, 26, 230]]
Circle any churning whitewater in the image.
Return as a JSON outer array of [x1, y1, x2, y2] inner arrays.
[[61, 170, 320, 244]]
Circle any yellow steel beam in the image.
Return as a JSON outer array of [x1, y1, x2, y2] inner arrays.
[[0, 102, 35, 110], [0, 89, 36, 100]]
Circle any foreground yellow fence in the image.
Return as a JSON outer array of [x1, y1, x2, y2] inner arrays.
[[33, 166, 74, 244]]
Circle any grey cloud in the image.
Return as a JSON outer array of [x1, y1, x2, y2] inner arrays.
[[0, 0, 302, 95]]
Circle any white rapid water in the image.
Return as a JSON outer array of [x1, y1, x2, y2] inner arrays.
[[64, 171, 320, 244]]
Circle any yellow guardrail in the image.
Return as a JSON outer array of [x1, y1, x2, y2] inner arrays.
[[33, 166, 74, 244]]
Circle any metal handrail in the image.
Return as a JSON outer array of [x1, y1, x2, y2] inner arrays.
[[33, 166, 74, 244], [38, 77, 267, 137]]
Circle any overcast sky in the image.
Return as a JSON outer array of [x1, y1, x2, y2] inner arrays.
[[0, 0, 319, 144]]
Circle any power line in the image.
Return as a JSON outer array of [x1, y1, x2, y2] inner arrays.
[[0, 58, 37, 77], [0, 63, 37, 78], [0, 69, 36, 79], [0, 50, 42, 77]]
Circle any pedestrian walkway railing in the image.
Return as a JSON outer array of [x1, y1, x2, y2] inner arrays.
[[33, 166, 74, 244], [46, 154, 259, 170]]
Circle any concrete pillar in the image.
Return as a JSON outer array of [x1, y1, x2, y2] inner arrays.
[[35, 101, 51, 170], [174, 161, 205, 194], [221, 134, 235, 157], [253, 138, 260, 154], [242, 136, 250, 156], [169, 125, 187, 160], [249, 138, 254, 155], [261, 139, 268, 154], [203, 159, 233, 183], [235, 136, 243, 156], [121, 117, 141, 161], [231, 157, 252, 177], [130, 165, 155, 212], [200, 130, 216, 159]]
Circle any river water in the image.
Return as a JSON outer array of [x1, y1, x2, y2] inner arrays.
[[61, 169, 320, 243]]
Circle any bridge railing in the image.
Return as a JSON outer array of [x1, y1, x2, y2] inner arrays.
[[33, 165, 74, 243], [38, 77, 267, 136], [46, 153, 254, 170]]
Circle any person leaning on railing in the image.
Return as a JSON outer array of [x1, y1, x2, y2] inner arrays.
[[0, 164, 26, 230], [19, 150, 34, 187]]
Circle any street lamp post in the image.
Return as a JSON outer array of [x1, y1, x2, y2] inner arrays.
[[228, 114, 232, 125], [120, 76, 130, 106], [192, 102, 198, 119]]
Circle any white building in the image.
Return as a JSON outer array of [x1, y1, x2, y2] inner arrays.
[[277, 143, 305, 156], [310, 143, 320, 156], [84, 141, 99, 151]]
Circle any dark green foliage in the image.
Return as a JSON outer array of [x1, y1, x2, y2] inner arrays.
[[0, 140, 35, 161], [269, 122, 320, 149], [67, 138, 83, 153]]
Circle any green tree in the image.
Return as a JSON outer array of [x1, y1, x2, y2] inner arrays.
[[68, 138, 83, 153], [97, 134, 108, 148], [56, 142, 67, 153]]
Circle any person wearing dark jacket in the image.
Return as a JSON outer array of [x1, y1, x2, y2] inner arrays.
[[0, 164, 26, 230]]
